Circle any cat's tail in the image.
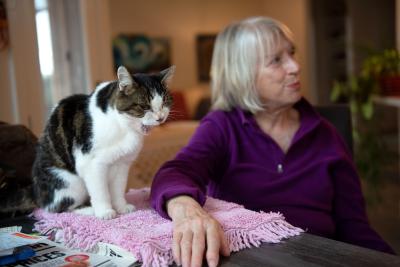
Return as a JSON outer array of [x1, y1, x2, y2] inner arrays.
[[0, 185, 36, 213]]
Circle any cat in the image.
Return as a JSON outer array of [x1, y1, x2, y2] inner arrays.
[[0, 66, 175, 219]]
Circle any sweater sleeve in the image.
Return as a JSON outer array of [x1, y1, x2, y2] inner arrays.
[[330, 133, 395, 254], [150, 115, 228, 219]]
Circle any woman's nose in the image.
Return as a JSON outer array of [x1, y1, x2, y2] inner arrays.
[[286, 57, 300, 74]]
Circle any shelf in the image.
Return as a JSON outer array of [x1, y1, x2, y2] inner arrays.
[[372, 95, 400, 108]]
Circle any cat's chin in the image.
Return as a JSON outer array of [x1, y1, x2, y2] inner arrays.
[[141, 124, 154, 134]]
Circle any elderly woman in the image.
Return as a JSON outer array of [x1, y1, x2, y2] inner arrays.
[[151, 16, 394, 267]]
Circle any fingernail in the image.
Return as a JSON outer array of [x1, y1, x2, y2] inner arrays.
[[208, 259, 217, 267]]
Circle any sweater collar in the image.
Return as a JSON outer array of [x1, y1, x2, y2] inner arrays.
[[235, 97, 322, 136], [292, 97, 322, 143], [236, 107, 252, 125]]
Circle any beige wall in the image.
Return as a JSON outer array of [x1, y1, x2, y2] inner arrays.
[[0, 49, 14, 123], [109, 0, 312, 99], [0, 0, 311, 132], [81, 0, 114, 88], [1, 0, 45, 136]]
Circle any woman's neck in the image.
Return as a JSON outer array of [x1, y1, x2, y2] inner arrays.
[[254, 105, 300, 153], [254, 105, 298, 132]]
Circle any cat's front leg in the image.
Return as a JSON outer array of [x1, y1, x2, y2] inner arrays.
[[109, 162, 136, 214], [82, 163, 117, 219]]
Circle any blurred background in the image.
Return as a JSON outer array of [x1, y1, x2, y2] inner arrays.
[[0, 0, 399, 253]]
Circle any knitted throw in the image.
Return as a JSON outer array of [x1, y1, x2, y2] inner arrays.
[[33, 188, 303, 267]]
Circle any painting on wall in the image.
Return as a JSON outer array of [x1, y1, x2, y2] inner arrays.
[[112, 34, 171, 74], [196, 34, 216, 82], [0, 0, 9, 51]]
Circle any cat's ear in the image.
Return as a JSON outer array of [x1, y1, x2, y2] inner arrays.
[[117, 66, 137, 95], [159, 65, 176, 87]]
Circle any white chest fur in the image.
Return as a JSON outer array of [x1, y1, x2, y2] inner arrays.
[[74, 89, 144, 176]]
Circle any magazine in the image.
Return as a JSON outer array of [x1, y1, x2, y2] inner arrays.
[[0, 232, 137, 267]]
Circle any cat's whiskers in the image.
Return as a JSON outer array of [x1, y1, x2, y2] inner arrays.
[[167, 110, 188, 120]]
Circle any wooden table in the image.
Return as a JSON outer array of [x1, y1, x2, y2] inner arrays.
[[217, 233, 400, 267], [1, 217, 399, 266]]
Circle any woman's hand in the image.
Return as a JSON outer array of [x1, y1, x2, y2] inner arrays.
[[167, 195, 230, 267]]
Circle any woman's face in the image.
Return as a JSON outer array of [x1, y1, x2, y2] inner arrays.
[[255, 38, 302, 109]]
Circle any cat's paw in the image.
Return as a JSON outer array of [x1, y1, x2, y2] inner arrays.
[[74, 206, 95, 216], [95, 208, 117, 220], [115, 203, 136, 214]]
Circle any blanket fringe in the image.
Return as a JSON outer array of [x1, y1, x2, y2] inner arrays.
[[226, 219, 303, 252], [140, 243, 173, 267], [34, 220, 101, 252]]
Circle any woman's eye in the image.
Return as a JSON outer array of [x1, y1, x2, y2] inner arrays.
[[271, 56, 281, 64]]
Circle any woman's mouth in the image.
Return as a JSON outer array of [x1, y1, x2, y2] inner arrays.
[[287, 81, 301, 89]]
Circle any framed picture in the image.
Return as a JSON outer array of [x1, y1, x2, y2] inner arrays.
[[0, 0, 9, 51], [196, 34, 216, 82], [112, 34, 171, 74]]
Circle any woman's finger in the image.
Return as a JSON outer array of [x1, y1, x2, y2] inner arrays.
[[180, 230, 193, 267], [191, 221, 206, 267], [172, 230, 182, 266], [205, 223, 221, 267], [219, 229, 230, 256]]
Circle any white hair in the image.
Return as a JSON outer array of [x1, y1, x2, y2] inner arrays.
[[211, 16, 294, 113]]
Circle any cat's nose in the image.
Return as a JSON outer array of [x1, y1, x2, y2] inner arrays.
[[156, 117, 164, 123]]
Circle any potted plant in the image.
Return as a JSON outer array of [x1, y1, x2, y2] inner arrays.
[[330, 50, 400, 198], [362, 49, 400, 96], [331, 69, 377, 122], [331, 48, 400, 125]]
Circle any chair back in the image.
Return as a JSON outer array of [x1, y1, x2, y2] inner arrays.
[[315, 104, 353, 153]]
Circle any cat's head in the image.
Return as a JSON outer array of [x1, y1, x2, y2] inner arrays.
[[115, 66, 175, 134]]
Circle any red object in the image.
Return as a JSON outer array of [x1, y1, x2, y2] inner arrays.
[[167, 91, 190, 121], [379, 76, 400, 96]]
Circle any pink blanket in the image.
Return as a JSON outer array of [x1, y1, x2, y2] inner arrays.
[[33, 188, 303, 267]]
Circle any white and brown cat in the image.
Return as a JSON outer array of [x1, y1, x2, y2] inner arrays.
[[0, 66, 175, 219]]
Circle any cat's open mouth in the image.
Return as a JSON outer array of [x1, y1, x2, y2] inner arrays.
[[141, 124, 154, 134]]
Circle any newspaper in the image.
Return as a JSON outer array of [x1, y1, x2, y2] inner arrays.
[[0, 232, 137, 267], [95, 242, 137, 263], [0, 226, 22, 234], [0, 232, 47, 256]]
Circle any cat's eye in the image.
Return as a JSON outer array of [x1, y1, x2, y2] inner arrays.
[[140, 104, 151, 111], [163, 94, 172, 105]]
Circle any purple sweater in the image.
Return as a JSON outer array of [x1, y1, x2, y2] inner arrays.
[[151, 98, 394, 254]]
